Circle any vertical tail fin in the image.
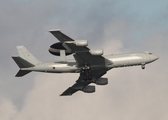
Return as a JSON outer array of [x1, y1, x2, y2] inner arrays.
[[16, 46, 42, 65], [12, 46, 42, 77]]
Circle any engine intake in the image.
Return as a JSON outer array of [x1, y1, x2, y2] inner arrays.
[[82, 85, 95, 93], [95, 78, 108, 85]]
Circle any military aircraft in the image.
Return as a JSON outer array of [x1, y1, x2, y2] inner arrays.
[[12, 29, 159, 96]]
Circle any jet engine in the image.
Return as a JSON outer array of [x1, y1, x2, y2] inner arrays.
[[49, 42, 72, 56], [89, 49, 103, 56], [65, 40, 88, 46], [82, 85, 95, 93], [94, 78, 108, 85]]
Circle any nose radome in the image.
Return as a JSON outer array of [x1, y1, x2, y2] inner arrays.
[[151, 55, 159, 61]]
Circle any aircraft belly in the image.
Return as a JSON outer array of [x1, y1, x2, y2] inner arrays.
[[48, 64, 79, 73], [110, 55, 144, 68], [53, 67, 79, 73], [29, 62, 79, 73]]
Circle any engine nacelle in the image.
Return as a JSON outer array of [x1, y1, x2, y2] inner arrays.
[[49, 42, 72, 56], [65, 40, 88, 47], [82, 85, 95, 93], [89, 49, 103, 56], [95, 78, 108, 85], [75, 40, 88, 46]]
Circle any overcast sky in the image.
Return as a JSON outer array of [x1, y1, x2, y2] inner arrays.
[[0, 0, 168, 120]]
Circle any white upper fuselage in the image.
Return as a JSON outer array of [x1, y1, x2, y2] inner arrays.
[[23, 52, 159, 73]]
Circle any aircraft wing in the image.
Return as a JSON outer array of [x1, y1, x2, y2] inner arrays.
[[60, 79, 90, 96], [49, 29, 74, 42], [49, 29, 89, 52], [50, 30, 112, 96], [60, 49, 111, 96], [60, 68, 108, 96]]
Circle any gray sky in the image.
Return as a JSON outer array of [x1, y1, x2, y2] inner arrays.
[[0, 0, 168, 120]]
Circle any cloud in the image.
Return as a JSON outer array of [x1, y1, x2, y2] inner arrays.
[[0, 96, 17, 120], [1, 19, 168, 120], [0, 0, 168, 120]]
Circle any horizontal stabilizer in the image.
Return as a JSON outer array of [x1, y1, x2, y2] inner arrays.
[[12, 57, 34, 68], [15, 70, 31, 77]]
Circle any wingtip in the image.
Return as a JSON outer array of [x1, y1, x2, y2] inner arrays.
[[16, 45, 24, 49], [60, 93, 72, 96], [60, 94, 72, 96], [49, 29, 61, 32]]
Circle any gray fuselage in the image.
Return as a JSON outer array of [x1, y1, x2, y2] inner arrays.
[[22, 52, 159, 73]]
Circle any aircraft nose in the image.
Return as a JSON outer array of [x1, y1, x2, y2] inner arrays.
[[150, 55, 159, 62]]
